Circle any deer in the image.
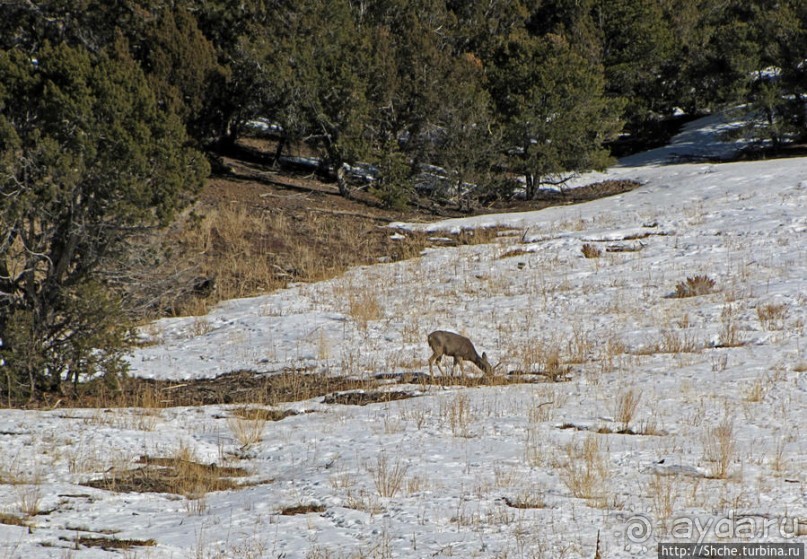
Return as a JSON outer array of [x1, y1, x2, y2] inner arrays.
[[427, 330, 493, 377]]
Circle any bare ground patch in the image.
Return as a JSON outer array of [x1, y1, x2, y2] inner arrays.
[[322, 390, 419, 406], [128, 140, 641, 319], [58, 535, 157, 552], [82, 455, 252, 496], [229, 406, 302, 421], [29, 368, 568, 410], [280, 504, 326, 515]]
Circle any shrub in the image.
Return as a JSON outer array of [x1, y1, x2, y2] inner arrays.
[[674, 275, 716, 298], [581, 243, 602, 258]]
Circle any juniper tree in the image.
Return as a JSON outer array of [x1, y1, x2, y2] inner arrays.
[[0, 40, 207, 399]]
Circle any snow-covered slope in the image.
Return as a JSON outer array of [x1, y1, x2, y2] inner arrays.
[[1, 113, 805, 558]]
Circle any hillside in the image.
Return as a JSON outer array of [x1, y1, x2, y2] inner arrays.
[[0, 114, 805, 558]]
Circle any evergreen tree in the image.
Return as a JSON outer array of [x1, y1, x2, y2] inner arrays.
[[432, 53, 502, 209], [191, 0, 275, 148], [746, 0, 807, 145], [133, 5, 228, 145], [593, 0, 677, 135], [248, 0, 372, 194], [0, 40, 208, 399], [489, 31, 623, 198]]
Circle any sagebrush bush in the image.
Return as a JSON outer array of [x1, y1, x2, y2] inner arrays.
[[581, 243, 602, 258], [674, 274, 715, 298]]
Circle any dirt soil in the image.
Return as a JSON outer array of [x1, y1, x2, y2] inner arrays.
[[212, 139, 640, 222], [147, 138, 641, 317], [35, 369, 565, 410]]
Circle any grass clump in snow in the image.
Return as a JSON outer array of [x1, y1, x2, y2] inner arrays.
[[83, 445, 251, 498], [280, 503, 326, 515], [614, 388, 641, 432], [756, 302, 788, 331], [673, 274, 716, 298], [0, 512, 29, 528], [63, 536, 157, 551], [703, 417, 736, 479], [369, 451, 409, 498], [503, 492, 546, 509], [581, 243, 602, 259], [347, 289, 384, 330], [555, 435, 609, 505]]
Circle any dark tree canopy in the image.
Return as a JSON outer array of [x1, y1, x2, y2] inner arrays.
[[0, 38, 208, 399]]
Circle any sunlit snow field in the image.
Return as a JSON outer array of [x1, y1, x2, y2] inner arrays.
[[0, 112, 805, 558]]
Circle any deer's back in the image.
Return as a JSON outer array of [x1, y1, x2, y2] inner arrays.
[[428, 330, 475, 357]]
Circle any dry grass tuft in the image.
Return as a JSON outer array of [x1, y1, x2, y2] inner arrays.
[[636, 326, 702, 355], [227, 414, 267, 449], [348, 289, 384, 330], [703, 417, 736, 479], [648, 473, 680, 531], [511, 340, 569, 380], [718, 303, 745, 348], [16, 480, 42, 517], [556, 435, 609, 503], [82, 447, 251, 498], [440, 392, 476, 437], [673, 275, 716, 298], [757, 303, 788, 330], [453, 227, 509, 246], [581, 243, 602, 259], [744, 374, 769, 402], [614, 389, 641, 431], [369, 452, 409, 498]]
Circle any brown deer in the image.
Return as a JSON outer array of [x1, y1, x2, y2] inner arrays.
[[427, 330, 493, 377]]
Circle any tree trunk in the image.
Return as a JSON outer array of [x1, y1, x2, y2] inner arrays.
[[337, 163, 352, 199], [273, 136, 286, 168], [525, 173, 537, 200]]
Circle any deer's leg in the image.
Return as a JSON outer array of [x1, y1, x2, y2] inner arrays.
[[430, 353, 447, 377], [454, 357, 466, 377]]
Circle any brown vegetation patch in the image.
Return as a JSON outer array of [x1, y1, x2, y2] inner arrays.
[[125, 144, 641, 319], [230, 407, 301, 421], [559, 179, 642, 201], [60, 536, 157, 551], [672, 274, 716, 298], [605, 243, 645, 253], [31, 367, 567, 410], [505, 368, 573, 382], [0, 512, 29, 527], [130, 370, 371, 408], [82, 454, 250, 497], [450, 226, 509, 246], [491, 180, 642, 212], [498, 247, 532, 259], [557, 423, 664, 436], [280, 504, 326, 515], [503, 496, 545, 509], [581, 243, 602, 258], [322, 390, 418, 406], [622, 230, 670, 240]]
